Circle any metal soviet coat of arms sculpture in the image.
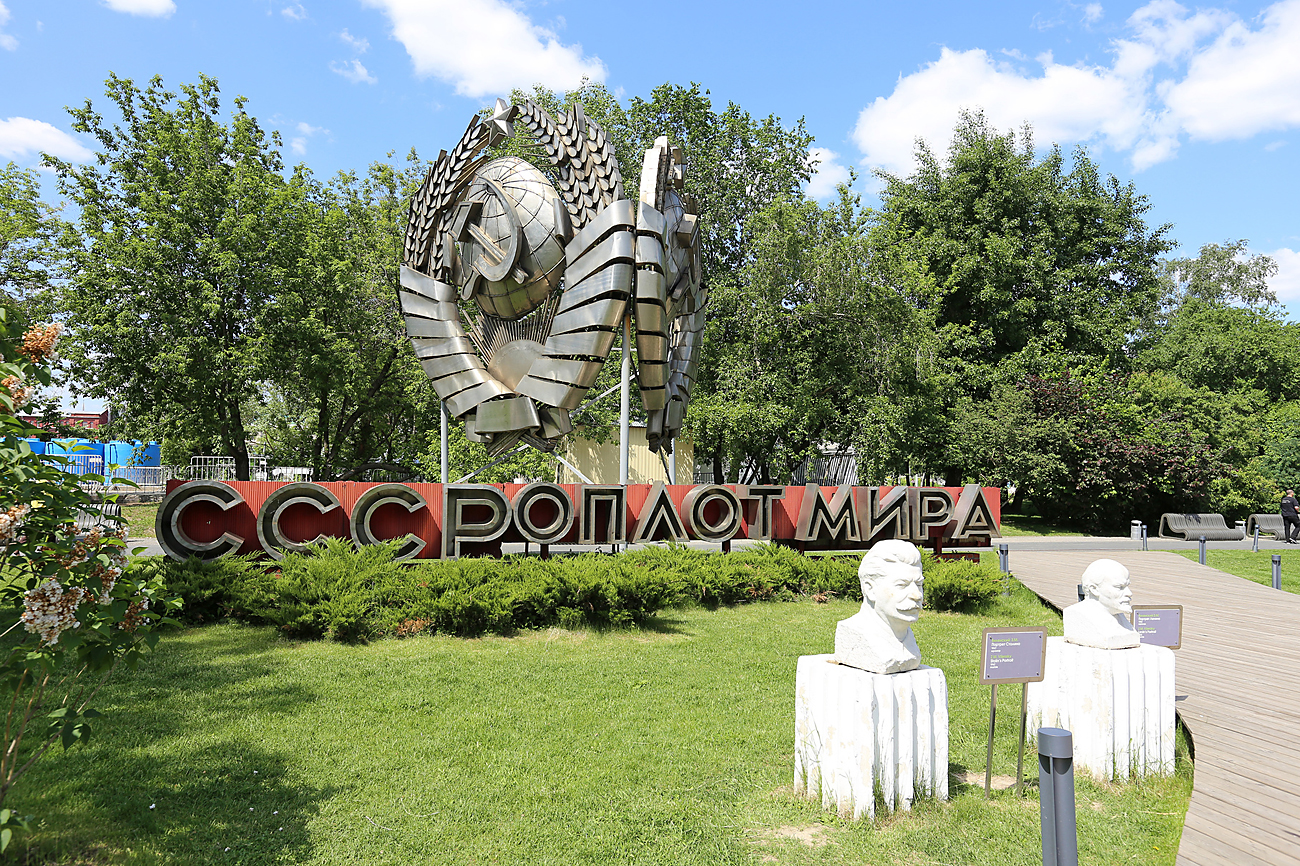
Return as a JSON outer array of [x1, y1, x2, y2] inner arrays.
[[398, 99, 705, 458]]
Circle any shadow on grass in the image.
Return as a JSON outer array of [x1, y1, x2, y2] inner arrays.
[[20, 741, 333, 865], [14, 626, 333, 864], [630, 614, 690, 635]]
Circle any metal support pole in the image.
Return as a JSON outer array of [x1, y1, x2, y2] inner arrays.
[[984, 683, 998, 798], [1253, 526, 1260, 553], [1273, 554, 1282, 591], [1016, 683, 1029, 797], [619, 315, 630, 487], [1199, 534, 1207, 565], [1141, 524, 1148, 551], [440, 402, 449, 484], [1038, 727, 1078, 866]]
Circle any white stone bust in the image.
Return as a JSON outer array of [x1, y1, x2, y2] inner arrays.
[[1063, 559, 1141, 649], [834, 539, 924, 674]]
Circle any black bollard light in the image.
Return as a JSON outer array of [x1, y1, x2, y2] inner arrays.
[[1198, 534, 1207, 565], [1038, 727, 1078, 866], [1141, 523, 1148, 551], [1253, 526, 1260, 553], [1273, 554, 1282, 591]]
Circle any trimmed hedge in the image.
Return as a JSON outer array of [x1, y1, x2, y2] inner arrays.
[[133, 542, 1004, 642]]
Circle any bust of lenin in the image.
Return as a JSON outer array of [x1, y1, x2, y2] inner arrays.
[[1063, 558, 1141, 649], [834, 539, 925, 674]]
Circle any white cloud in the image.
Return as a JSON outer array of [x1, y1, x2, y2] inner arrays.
[[0, 2, 17, 51], [281, 4, 307, 20], [853, 47, 1146, 175], [0, 117, 93, 162], [852, 0, 1300, 175], [362, 0, 605, 98], [1161, 0, 1300, 141], [102, 0, 176, 16], [806, 148, 851, 200], [330, 59, 377, 85], [1269, 248, 1300, 304], [289, 121, 328, 155], [339, 28, 369, 53], [1084, 3, 1104, 24], [1266, 140, 1287, 151]]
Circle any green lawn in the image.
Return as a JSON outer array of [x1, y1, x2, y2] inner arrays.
[[122, 504, 158, 538], [15, 585, 1190, 865], [997, 513, 1093, 537], [1175, 549, 1300, 594]]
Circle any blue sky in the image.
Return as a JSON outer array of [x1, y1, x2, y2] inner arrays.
[[2, 0, 1299, 411]]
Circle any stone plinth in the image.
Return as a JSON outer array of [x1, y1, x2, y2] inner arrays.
[[1027, 637, 1175, 781], [794, 655, 948, 820]]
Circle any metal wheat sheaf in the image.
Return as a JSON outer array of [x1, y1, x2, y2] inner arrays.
[[399, 99, 704, 458]]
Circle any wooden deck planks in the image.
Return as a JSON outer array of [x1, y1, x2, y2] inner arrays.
[[1010, 551, 1300, 866]]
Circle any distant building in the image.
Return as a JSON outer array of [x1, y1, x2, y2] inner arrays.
[[18, 410, 110, 430]]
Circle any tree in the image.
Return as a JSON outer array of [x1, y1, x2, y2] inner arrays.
[[1157, 239, 1278, 313], [0, 163, 75, 310], [875, 111, 1172, 374], [254, 157, 439, 481], [688, 189, 935, 483], [872, 110, 1174, 481], [1135, 302, 1300, 401], [48, 74, 302, 480]]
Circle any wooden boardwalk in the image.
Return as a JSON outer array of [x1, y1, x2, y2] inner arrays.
[[1012, 551, 1300, 866]]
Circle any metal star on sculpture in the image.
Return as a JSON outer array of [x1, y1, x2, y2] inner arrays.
[[399, 102, 705, 457]]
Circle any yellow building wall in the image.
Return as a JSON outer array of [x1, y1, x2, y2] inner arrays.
[[557, 427, 693, 485]]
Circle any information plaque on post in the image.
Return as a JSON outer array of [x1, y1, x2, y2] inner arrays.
[[1131, 604, 1182, 650], [979, 627, 1049, 798]]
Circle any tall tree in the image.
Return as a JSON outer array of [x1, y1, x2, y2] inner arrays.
[[0, 162, 74, 311], [254, 157, 437, 481], [689, 189, 934, 484], [49, 74, 301, 480], [873, 110, 1174, 481], [874, 111, 1173, 379]]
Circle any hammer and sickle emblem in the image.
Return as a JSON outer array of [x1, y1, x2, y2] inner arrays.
[[451, 178, 531, 301]]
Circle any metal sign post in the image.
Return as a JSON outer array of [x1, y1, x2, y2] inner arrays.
[[979, 627, 1048, 798]]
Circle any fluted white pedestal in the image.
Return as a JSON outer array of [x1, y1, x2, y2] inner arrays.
[[794, 655, 948, 820], [1027, 638, 1176, 781]]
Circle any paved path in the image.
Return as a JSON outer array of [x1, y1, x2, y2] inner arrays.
[[1011, 550, 1300, 865]]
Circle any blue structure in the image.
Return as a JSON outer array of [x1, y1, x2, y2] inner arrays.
[[26, 438, 160, 471]]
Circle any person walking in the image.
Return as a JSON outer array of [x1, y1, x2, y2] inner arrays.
[[1282, 489, 1300, 543]]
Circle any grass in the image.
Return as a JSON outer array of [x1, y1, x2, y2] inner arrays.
[[997, 513, 1093, 537], [121, 504, 158, 538], [12, 581, 1191, 865], [1174, 549, 1300, 594]]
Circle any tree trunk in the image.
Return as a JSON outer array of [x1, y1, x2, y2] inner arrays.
[[712, 448, 724, 486], [230, 399, 250, 481]]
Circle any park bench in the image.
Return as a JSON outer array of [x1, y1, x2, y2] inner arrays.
[[74, 503, 122, 534], [1246, 514, 1286, 539], [1158, 513, 1245, 541]]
